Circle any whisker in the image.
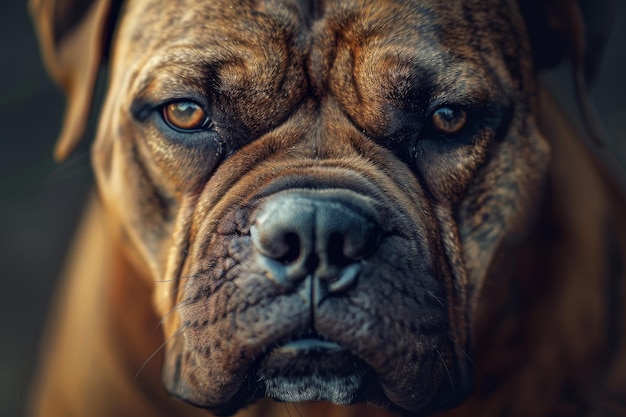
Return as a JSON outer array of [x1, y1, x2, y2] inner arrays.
[[447, 335, 476, 368], [425, 290, 462, 313], [156, 297, 194, 329], [154, 274, 199, 283], [41, 152, 90, 184], [136, 324, 188, 380], [435, 348, 456, 400], [293, 402, 304, 417], [244, 369, 265, 400], [284, 403, 294, 417], [179, 361, 202, 396]]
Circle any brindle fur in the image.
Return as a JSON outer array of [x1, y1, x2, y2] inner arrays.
[[29, 0, 626, 416]]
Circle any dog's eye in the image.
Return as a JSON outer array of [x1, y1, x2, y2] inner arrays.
[[431, 107, 467, 135], [162, 101, 212, 132]]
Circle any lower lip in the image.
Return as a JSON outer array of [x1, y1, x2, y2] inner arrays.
[[256, 338, 356, 375], [275, 338, 345, 354]]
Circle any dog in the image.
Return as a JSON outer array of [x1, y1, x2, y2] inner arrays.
[[29, 0, 626, 416]]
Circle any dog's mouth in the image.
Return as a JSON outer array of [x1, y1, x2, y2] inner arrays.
[[166, 324, 466, 417], [252, 337, 378, 405], [201, 333, 388, 416]]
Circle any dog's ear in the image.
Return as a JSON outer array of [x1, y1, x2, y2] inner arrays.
[[30, 0, 121, 161], [519, 0, 611, 147]]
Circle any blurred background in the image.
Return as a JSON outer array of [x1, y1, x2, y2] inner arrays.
[[0, 1, 624, 417], [1, 3, 93, 417]]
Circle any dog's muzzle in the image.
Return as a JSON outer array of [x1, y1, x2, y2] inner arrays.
[[166, 180, 466, 416]]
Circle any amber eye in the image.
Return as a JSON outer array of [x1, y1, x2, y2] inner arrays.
[[432, 107, 467, 135], [163, 101, 210, 131]]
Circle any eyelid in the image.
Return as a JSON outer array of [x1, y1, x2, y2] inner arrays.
[[162, 98, 207, 112], [130, 89, 211, 121], [429, 79, 502, 106]]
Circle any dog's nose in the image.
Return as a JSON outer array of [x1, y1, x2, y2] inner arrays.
[[250, 191, 380, 293]]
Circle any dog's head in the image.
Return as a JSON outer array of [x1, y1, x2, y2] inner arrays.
[[33, 0, 604, 415]]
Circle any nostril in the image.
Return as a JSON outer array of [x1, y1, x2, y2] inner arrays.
[[250, 225, 303, 264], [327, 233, 352, 268], [325, 217, 380, 267], [278, 232, 301, 264]]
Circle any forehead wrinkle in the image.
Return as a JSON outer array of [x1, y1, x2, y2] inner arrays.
[[309, 0, 446, 89], [122, 0, 303, 56], [116, 3, 310, 94]]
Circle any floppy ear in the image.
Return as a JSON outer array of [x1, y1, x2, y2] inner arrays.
[[30, 0, 121, 161], [519, 0, 611, 147]]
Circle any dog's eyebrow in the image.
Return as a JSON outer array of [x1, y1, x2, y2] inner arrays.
[[131, 69, 215, 108], [431, 81, 503, 108], [135, 69, 209, 102], [374, 48, 507, 109], [129, 47, 228, 102], [432, 62, 508, 108]]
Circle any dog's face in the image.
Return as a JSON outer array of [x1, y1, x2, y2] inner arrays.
[[88, 0, 549, 415]]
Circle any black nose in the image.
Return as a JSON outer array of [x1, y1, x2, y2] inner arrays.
[[250, 191, 380, 293]]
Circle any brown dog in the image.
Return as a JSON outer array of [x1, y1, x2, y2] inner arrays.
[[29, 0, 626, 416]]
